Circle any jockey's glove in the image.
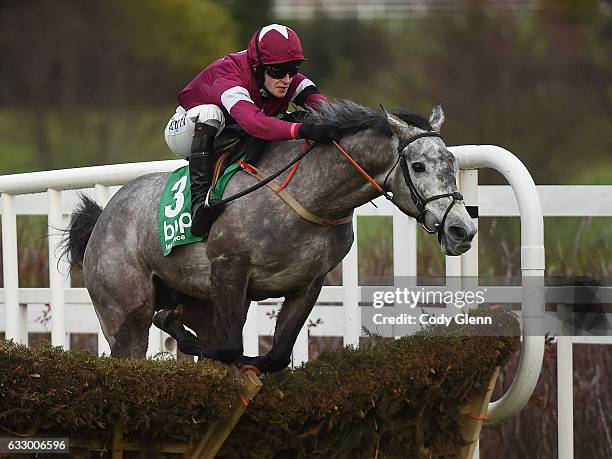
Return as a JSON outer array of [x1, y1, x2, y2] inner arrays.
[[298, 123, 337, 144]]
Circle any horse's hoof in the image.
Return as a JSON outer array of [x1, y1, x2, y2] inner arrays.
[[239, 364, 262, 376], [152, 308, 182, 330]]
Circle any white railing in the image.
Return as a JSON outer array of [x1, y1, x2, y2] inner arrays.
[[1, 147, 611, 458], [273, 0, 538, 20]]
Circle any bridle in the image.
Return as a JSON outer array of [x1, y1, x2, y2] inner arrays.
[[339, 131, 465, 242], [395, 132, 464, 241]]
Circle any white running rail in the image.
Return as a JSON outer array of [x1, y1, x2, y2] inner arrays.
[[1, 146, 611, 458]]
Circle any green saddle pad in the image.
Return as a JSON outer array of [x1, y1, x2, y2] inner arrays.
[[158, 160, 243, 256]]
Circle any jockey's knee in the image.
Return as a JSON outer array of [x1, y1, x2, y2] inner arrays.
[[186, 104, 225, 131], [164, 104, 225, 158]]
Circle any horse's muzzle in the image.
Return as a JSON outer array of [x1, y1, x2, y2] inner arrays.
[[441, 217, 477, 256]]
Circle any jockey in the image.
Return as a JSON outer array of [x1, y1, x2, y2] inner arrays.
[[164, 24, 335, 237]]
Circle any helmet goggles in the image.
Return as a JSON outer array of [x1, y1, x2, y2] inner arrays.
[[264, 62, 300, 79]]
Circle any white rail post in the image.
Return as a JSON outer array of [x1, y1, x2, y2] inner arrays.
[[557, 305, 574, 459], [445, 254, 462, 319], [393, 207, 417, 279], [48, 188, 66, 347], [459, 169, 480, 459], [445, 228, 462, 278], [242, 301, 259, 357], [393, 207, 417, 338], [291, 323, 309, 367], [147, 324, 163, 358], [1, 193, 27, 344], [61, 213, 72, 289], [343, 217, 360, 347], [94, 184, 111, 207], [445, 253, 462, 276], [94, 184, 112, 356], [446, 172, 463, 315], [460, 170, 479, 282]]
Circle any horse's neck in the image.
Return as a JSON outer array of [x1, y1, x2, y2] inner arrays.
[[264, 132, 395, 218]]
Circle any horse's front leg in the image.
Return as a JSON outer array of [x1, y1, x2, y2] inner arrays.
[[239, 276, 325, 373], [203, 255, 251, 363]]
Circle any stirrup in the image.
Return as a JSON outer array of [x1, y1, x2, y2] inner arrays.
[[204, 187, 213, 207]]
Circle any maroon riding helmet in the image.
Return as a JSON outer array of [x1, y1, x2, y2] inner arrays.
[[247, 24, 306, 85]]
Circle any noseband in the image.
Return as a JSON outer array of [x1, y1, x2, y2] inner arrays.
[[387, 132, 464, 242]]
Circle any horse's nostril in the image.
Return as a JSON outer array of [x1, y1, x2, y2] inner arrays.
[[448, 225, 468, 241]]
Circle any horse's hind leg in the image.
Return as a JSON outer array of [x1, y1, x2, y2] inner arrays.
[[109, 299, 154, 358], [149, 276, 208, 355], [151, 256, 249, 364], [86, 264, 155, 359], [152, 306, 210, 356]]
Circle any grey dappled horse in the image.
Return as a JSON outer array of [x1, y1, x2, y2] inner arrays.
[[63, 100, 476, 373]]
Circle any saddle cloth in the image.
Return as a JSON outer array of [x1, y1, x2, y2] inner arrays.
[[158, 111, 306, 256], [157, 157, 246, 256]]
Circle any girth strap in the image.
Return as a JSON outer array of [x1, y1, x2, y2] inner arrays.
[[237, 161, 353, 226]]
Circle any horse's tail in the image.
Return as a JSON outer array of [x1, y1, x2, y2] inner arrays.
[[60, 194, 103, 271]]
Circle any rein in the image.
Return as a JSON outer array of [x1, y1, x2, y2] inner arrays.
[[332, 141, 385, 194], [210, 141, 317, 206], [210, 131, 466, 238]]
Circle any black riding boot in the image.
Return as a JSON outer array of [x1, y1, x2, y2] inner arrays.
[[189, 122, 224, 237]]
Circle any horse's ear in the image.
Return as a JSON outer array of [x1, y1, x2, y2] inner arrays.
[[384, 110, 410, 138], [429, 103, 445, 133]]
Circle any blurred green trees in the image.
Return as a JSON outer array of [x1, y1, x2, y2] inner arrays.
[[292, 2, 611, 184], [0, 0, 237, 171], [0, 0, 610, 183], [0, 0, 237, 107]]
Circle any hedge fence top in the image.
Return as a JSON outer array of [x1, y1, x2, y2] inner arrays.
[[0, 308, 520, 457]]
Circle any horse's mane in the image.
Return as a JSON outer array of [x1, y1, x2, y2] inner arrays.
[[304, 99, 433, 137]]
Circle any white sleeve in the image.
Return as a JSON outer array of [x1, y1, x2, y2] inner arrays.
[[291, 78, 315, 102], [220, 86, 254, 113]]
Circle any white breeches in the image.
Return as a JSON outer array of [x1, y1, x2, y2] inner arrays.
[[164, 104, 226, 158]]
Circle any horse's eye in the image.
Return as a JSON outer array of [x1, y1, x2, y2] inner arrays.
[[412, 162, 425, 173]]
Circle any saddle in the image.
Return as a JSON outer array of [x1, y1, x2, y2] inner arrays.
[[159, 111, 343, 255], [210, 111, 307, 184]]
